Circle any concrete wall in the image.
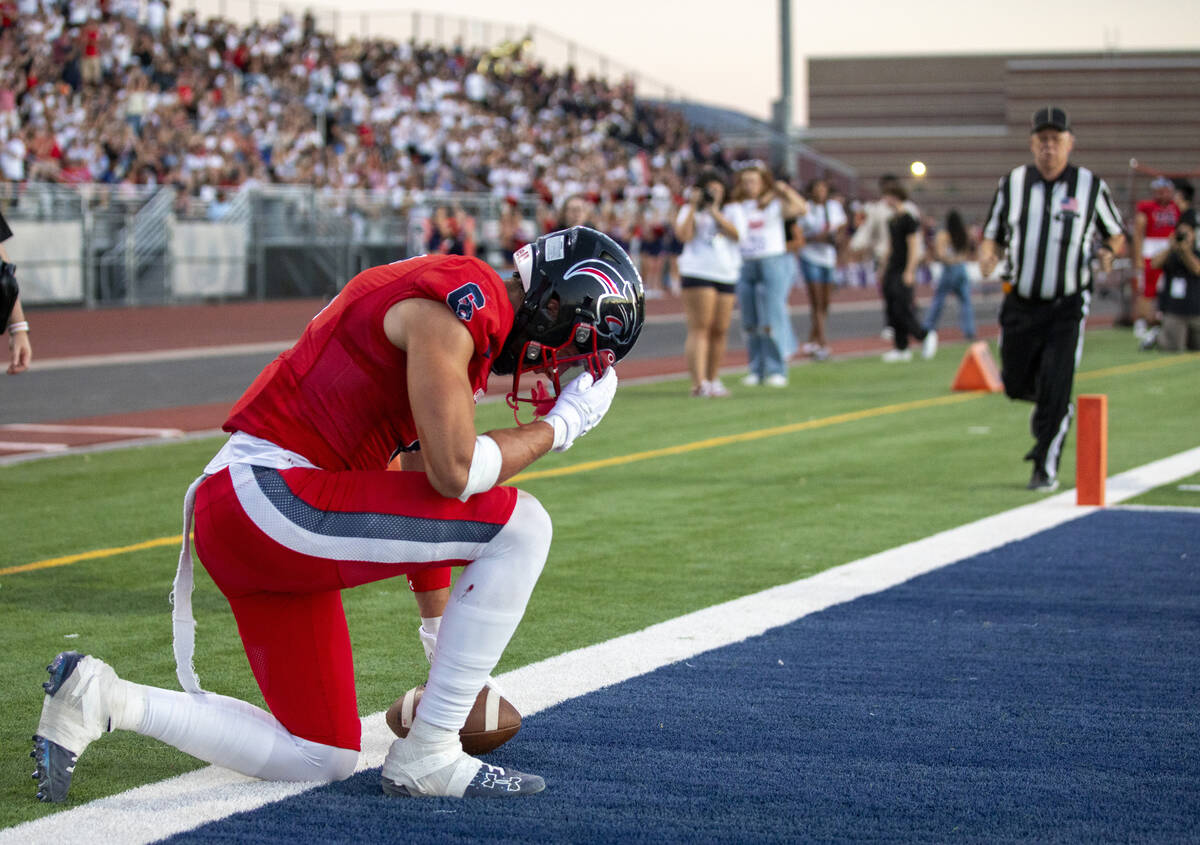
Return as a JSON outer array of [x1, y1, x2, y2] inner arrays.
[[802, 52, 1200, 227]]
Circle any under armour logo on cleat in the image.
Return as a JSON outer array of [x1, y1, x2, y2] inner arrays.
[[479, 765, 523, 792]]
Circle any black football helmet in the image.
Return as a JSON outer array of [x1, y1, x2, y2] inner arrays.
[[494, 226, 644, 420]]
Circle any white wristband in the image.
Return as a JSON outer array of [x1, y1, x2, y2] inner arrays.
[[7, 321, 28, 333], [457, 434, 502, 501], [546, 414, 569, 451]]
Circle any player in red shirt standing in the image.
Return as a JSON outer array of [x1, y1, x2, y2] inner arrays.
[[1133, 176, 1182, 338], [31, 227, 644, 801]]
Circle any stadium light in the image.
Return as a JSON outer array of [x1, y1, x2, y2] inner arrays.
[[910, 161, 927, 178]]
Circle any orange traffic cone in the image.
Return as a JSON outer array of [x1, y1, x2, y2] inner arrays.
[[951, 341, 1003, 393]]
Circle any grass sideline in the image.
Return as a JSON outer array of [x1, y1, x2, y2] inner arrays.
[[1, 330, 1197, 827], [1124, 471, 1200, 508]]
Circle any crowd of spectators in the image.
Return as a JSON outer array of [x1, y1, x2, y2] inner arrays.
[[0, 1, 998, 318], [0, 1, 728, 243]]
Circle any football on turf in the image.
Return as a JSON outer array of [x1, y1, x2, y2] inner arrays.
[[386, 684, 521, 754]]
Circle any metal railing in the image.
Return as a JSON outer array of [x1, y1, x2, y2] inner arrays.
[[4, 183, 546, 306]]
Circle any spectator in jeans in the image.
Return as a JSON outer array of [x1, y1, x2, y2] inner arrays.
[[922, 209, 976, 342], [675, 169, 740, 397], [1143, 220, 1200, 351], [726, 162, 807, 387], [797, 177, 846, 361]]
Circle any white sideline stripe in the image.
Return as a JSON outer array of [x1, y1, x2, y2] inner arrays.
[[4, 445, 1200, 845], [32, 341, 292, 371], [0, 430, 226, 467], [1, 424, 184, 437], [0, 440, 68, 452]]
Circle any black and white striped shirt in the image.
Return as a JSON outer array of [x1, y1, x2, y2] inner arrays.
[[983, 164, 1124, 300]]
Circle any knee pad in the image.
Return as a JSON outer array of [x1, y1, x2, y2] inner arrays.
[[494, 491, 552, 568]]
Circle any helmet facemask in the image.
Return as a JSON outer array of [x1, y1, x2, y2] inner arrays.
[[503, 322, 616, 423]]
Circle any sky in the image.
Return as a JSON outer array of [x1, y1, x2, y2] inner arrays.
[[191, 0, 1200, 124]]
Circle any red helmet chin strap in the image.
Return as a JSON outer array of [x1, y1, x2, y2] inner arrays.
[[505, 323, 616, 424]]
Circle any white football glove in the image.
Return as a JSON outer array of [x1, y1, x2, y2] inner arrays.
[[543, 366, 618, 452]]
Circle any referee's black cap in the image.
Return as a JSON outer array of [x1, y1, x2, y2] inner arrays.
[[1031, 106, 1070, 134]]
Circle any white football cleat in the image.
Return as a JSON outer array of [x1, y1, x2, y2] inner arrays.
[[31, 652, 120, 802], [381, 736, 544, 798]]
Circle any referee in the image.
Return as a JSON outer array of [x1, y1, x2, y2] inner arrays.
[[979, 106, 1125, 491]]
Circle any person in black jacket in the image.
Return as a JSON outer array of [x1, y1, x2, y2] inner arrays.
[[1143, 220, 1200, 351]]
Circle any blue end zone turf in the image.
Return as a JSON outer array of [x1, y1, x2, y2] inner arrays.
[[164, 510, 1200, 843]]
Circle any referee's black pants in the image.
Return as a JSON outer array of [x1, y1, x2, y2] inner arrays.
[[998, 290, 1089, 479]]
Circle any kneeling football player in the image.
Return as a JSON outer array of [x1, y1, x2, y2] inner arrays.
[[31, 228, 644, 800]]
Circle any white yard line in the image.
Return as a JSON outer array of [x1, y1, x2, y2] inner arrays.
[[1, 424, 184, 437], [0, 441, 68, 453], [4, 446, 1200, 845], [30, 341, 293, 371]]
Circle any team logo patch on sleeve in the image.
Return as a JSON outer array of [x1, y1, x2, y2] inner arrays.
[[447, 283, 486, 322]]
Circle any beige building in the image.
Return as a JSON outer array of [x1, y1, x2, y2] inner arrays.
[[800, 52, 1200, 227]]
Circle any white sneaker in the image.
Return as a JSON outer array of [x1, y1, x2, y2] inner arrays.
[[741, 373, 761, 387], [881, 349, 913, 363], [764, 373, 788, 387], [706, 379, 730, 398], [1133, 318, 1147, 340], [813, 346, 831, 362], [921, 330, 939, 360], [32, 652, 122, 802], [801, 341, 819, 355]]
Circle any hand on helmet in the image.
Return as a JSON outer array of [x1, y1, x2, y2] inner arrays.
[[543, 366, 618, 452]]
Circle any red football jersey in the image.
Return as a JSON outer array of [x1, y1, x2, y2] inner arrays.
[[1138, 199, 1181, 240], [1138, 199, 1182, 295], [225, 255, 513, 470]]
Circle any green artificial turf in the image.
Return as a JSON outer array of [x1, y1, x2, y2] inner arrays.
[[1122, 471, 1200, 508], [1, 331, 1197, 826]]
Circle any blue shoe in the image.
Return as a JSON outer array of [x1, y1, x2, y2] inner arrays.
[[31, 652, 117, 803], [381, 737, 545, 798]]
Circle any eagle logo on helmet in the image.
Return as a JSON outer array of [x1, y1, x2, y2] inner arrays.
[[563, 259, 639, 348]]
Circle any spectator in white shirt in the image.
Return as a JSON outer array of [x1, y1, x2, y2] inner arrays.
[[726, 161, 807, 387], [796, 178, 847, 360], [674, 169, 741, 397]]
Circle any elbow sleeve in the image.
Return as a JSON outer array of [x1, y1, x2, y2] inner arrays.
[[457, 434, 502, 501]]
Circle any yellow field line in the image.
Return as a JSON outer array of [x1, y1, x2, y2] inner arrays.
[[5, 351, 1196, 577], [1076, 351, 1200, 382], [510, 391, 983, 482], [1, 535, 182, 576]]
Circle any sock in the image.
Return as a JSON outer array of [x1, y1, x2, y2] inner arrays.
[[420, 616, 442, 637], [417, 492, 550, 731], [107, 676, 147, 733]]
